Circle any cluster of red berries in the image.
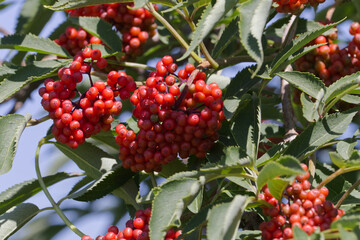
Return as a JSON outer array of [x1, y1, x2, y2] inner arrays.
[[55, 26, 102, 56], [67, 3, 157, 60], [80, 208, 183, 240], [259, 164, 344, 240], [39, 48, 125, 148], [273, 0, 326, 13], [295, 22, 360, 86], [115, 56, 224, 173]]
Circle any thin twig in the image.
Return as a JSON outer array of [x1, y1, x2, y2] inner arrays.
[[317, 167, 360, 189], [336, 177, 360, 208], [26, 115, 50, 127], [0, 27, 10, 36]]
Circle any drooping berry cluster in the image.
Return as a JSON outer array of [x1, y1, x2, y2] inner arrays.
[[80, 208, 183, 240], [259, 164, 344, 239], [115, 56, 225, 173], [67, 3, 157, 60], [39, 48, 128, 148], [272, 0, 326, 14], [55, 26, 102, 56]]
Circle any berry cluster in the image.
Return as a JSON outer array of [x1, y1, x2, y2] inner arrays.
[[273, 0, 326, 13], [39, 48, 126, 148], [115, 56, 224, 173], [55, 26, 102, 56], [259, 164, 344, 239], [80, 208, 183, 240], [67, 3, 157, 60]]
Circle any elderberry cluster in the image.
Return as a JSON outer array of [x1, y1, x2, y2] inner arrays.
[[39, 48, 126, 148], [115, 56, 225, 173], [55, 26, 102, 56], [272, 0, 326, 13], [67, 3, 157, 60], [80, 208, 183, 240], [259, 164, 344, 240]]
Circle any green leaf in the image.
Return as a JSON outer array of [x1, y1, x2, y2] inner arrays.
[[332, 206, 360, 230], [0, 34, 69, 57], [270, 20, 344, 75], [187, 186, 203, 214], [323, 71, 360, 104], [267, 178, 289, 201], [212, 17, 239, 58], [16, 0, 53, 35], [0, 172, 72, 215], [341, 94, 360, 104], [0, 59, 69, 104], [330, 151, 360, 169], [231, 94, 260, 164], [53, 141, 118, 179], [277, 71, 326, 99], [239, 0, 272, 75], [90, 130, 118, 150], [134, 0, 147, 9], [293, 225, 310, 239], [183, 204, 212, 236], [88, 44, 120, 58], [0, 114, 31, 174], [257, 155, 304, 193], [236, 230, 262, 239], [149, 178, 202, 240], [0, 203, 39, 240], [43, 0, 177, 10], [338, 224, 359, 239], [70, 17, 122, 53], [69, 165, 134, 202], [159, 159, 187, 178], [337, 139, 358, 160], [179, 0, 238, 61], [207, 195, 249, 240], [284, 110, 357, 160], [207, 73, 231, 90], [301, 93, 321, 122], [225, 65, 261, 99]]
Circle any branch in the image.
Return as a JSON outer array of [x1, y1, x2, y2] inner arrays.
[[336, 177, 360, 208]]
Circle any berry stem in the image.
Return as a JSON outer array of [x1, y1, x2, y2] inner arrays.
[[173, 69, 200, 109], [181, 6, 219, 69], [317, 166, 360, 189], [146, 3, 204, 63], [35, 139, 85, 237], [26, 115, 50, 127], [150, 172, 158, 188], [336, 177, 360, 208]]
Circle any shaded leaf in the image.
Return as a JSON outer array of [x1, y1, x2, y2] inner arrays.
[[267, 178, 289, 201], [0, 114, 31, 174], [332, 206, 360, 230], [207, 195, 249, 240], [188, 186, 204, 214], [0, 203, 39, 240], [149, 178, 202, 240], [337, 139, 358, 160], [330, 151, 360, 169], [212, 17, 239, 58]]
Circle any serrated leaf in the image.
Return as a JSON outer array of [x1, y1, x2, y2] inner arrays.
[[236, 230, 262, 239], [337, 139, 358, 160], [159, 159, 187, 178], [338, 224, 359, 239], [90, 130, 118, 150], [88, 44, 120, 58], [330, 151, 360, 169], [0, 203, 39, 240], [70, 17, 122, 53], [43, 0, 177, 10], [267, 178, 289, 201], [284, 110, 357, 160], [0, 34, 69, 57], [207, 195, 249, 240], [0, 59, 70, 104], [323, 71, 360, 104], [68, 176, 93, 195], [277, 71, 326, 99], [206, 73, 231, 90], [256, 143, 288, 167], [212, 17, 239, 58], [0, 172, 72, 215], [231, 94, 260, 164], [0, 114, 31, 174], [270, 20, 344, 75], [332, 206, 360, 230], [179, 0, 238, 61], [134, 0, 146, 8], [257, 155, 303, 193], [70, 165, 134, 201], [149, 178, 202, 240], [53, 141, 118, 179], [183, 203, 212, 236], [239, 0, 272, 75], [341, 94, 360, 104]]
